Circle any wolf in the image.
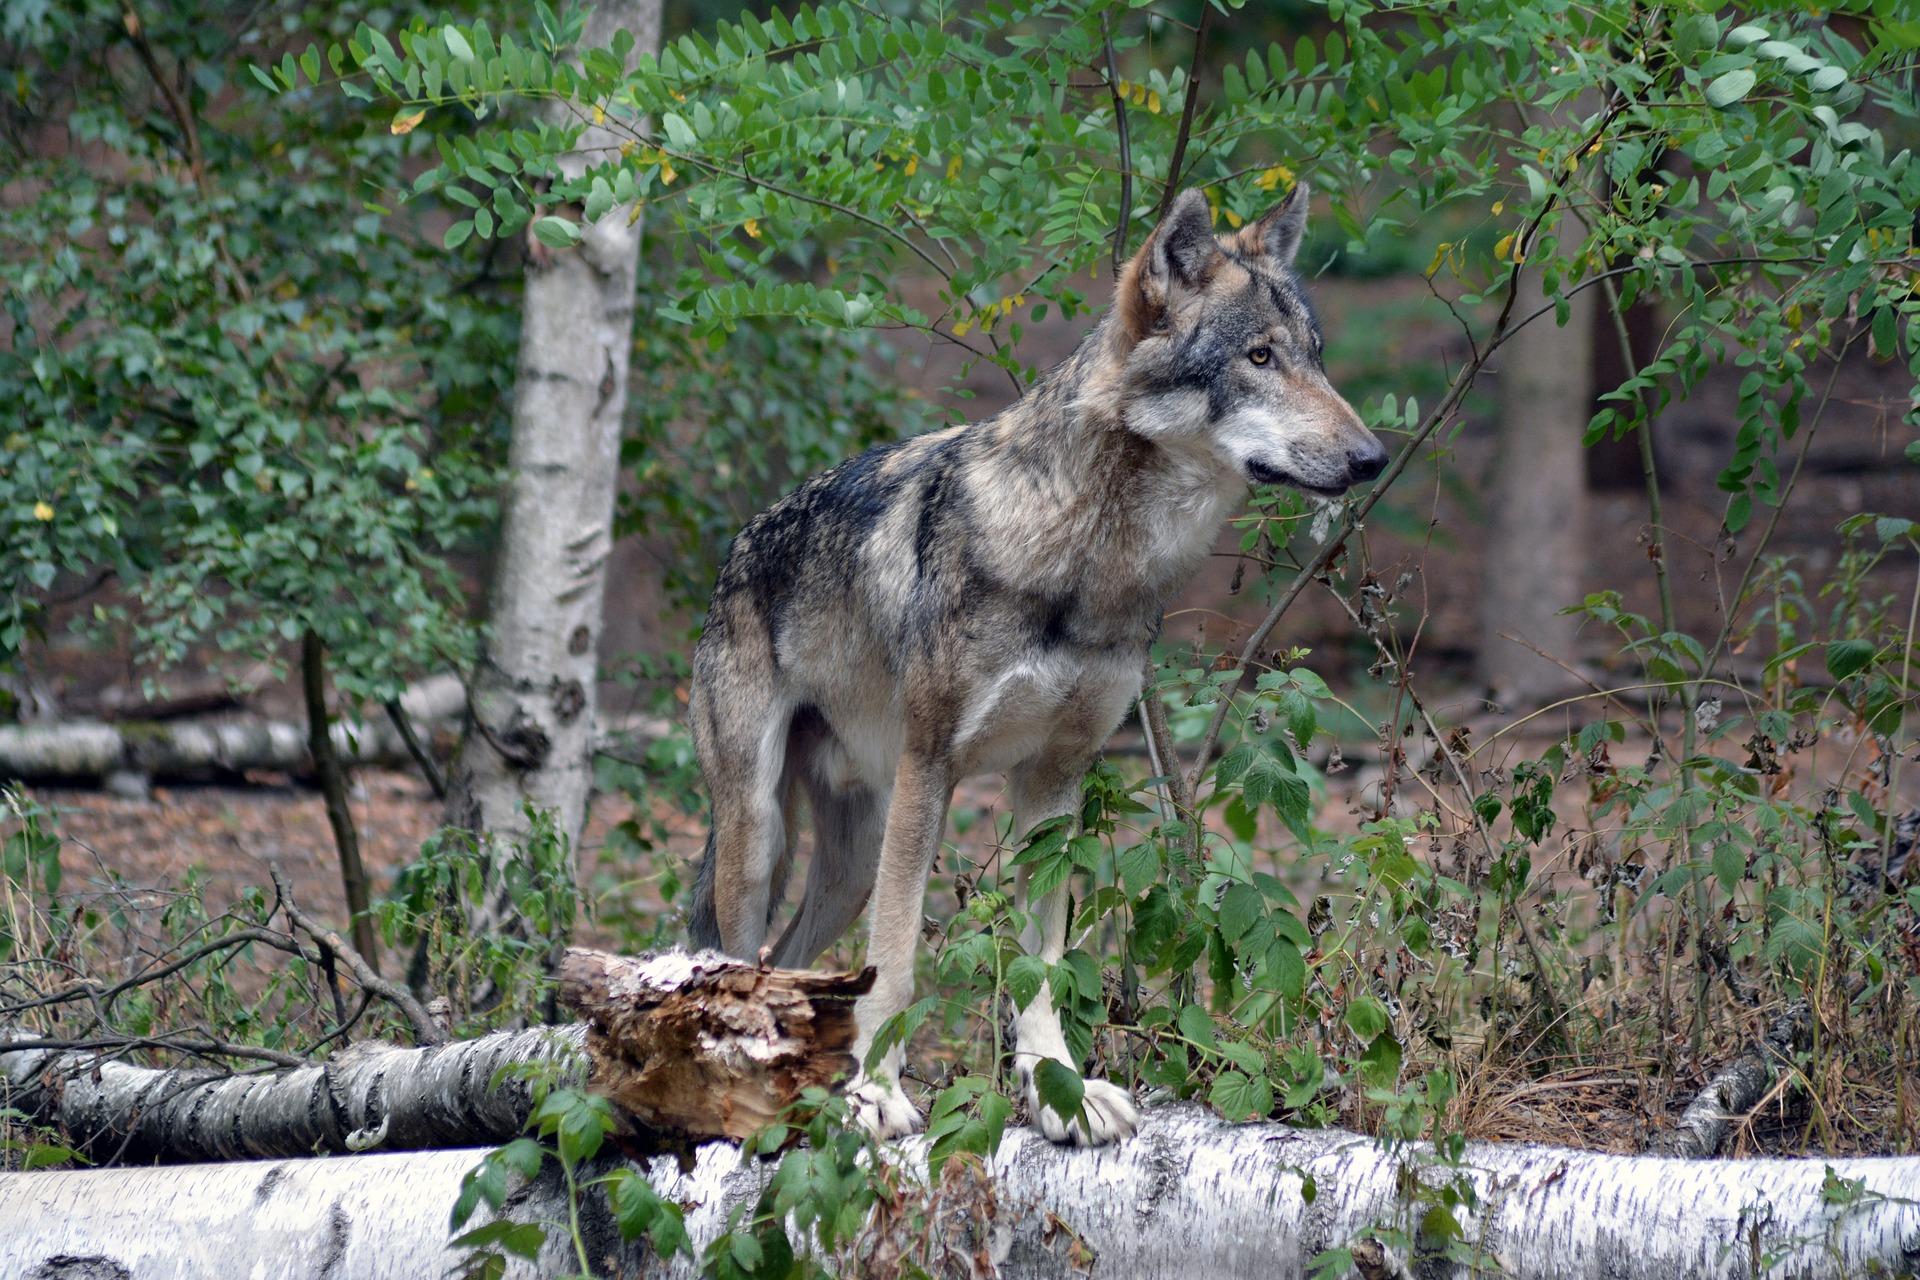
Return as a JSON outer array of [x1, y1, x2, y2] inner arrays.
[[684, 185, 1386, 1146]]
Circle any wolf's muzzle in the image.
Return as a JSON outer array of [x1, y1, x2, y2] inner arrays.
[[1346, 437, 1389, 483], [1245, 433, 1390, 494]]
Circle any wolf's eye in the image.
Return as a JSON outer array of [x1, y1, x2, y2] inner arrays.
[[1248, 346, 1271, 366]]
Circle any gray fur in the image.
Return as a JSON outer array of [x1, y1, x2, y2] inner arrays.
[[684, 188, 1385, 1145]]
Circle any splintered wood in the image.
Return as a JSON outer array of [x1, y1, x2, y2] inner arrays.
[[557, 947, 873, 1144]]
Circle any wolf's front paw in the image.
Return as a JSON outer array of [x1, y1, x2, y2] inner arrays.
[[846, 1073, 922, 1140], [1026, 1073, 1138, 1147]]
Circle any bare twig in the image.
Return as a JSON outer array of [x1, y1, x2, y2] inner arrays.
[[302, 631, 380, 972], [384, 697, 448, 801], [0, 1031, 306, 1069], [266, 862, 442, 1045], [1152, 2, 1213, 225], [119, 5, 205, 182], [0, 928, 318, 1020], [1102, 13, 1134, 275]]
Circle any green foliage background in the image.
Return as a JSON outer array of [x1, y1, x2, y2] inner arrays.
[[3, 0, 1919, 1273]]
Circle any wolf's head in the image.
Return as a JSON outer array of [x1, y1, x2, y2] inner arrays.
[[1110, 186, 1386, 496]]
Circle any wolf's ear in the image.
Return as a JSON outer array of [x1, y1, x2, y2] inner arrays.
[[1120, 188, 1219, 341], [1234, 181, 1310, 266]]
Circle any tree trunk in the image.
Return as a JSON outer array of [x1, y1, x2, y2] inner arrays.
[[0, 675, 464, 783], [1651, 1002, 1809, 1158], [0, 678, 668, 789], [1477, 267, 1595, 705], [302, 631, 380, 970], [442, 0, 661, 862], [0, 949, 869, 1163], [4, 1107, 1916, 1279]]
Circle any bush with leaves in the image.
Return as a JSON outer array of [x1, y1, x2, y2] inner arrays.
[[0, 0, 516, 703]]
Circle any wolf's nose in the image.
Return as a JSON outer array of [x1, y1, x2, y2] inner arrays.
[[1347, 439, 1389, 483]]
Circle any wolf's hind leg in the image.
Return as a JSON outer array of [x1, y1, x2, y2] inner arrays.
[[695, 692, 794, 960], [1008, 760, 1139, 1147], [770, 773, 885, 969]]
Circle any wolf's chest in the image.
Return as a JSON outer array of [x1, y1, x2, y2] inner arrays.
[[947, 650, 1143, 777]]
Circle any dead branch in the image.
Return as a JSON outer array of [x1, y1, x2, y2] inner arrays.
[[1650, 1002, 1810, 1157]]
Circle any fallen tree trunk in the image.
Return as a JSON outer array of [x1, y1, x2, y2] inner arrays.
[[3, 1106, 1916, 1279], [0, 675, 466, 783], [0, 678, 671, 787], [1652, 1002, 1809, 1158], [0, 950, 870, 1162], [0, 1023, 577, 1164]]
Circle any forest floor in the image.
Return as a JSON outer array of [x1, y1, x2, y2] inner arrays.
[[23, 721, 1899, 1162]]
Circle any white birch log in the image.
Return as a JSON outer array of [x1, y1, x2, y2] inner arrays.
[[3, 1107, 1916, 1279], [1651, 1002, 1809, 1158], [0, 949, 867, 1163], [442, 0, 661, 859], [0, 1025, 579, 1163], [0, 675, 464, 782], [0, 685, 668, 787]]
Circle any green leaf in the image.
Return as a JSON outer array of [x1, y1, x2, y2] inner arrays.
[[1711, 844, 1746, 892], [1117, 841, 1160, 895], [1214, 743, 1256, 788], [1873, 306, 1899, 359], [444, 219, 474, 250], [1725, 490, 1751, 533], [1673, 13, 1720, 61], [532, 216, 581, 248], [1177, 1002, 1218, 1049], [1032, 1059, 1085, 1128], [1826, 638, 1875, 681], [1007, 954, 1047, 1010], [497, 1137, 543, 1178], [1240, 747, 1310, 833], [1357, 1031, 1403, 1088], [1706, 68, 1757, 108], [1264, 937, 1306, 999], [1208, 1069, 1272, 1121], [1217, 1040, 1267, 1074], [1011, 815, 1073, 867], [19, 1144, 86, 1170], [1344, 995, 1389, 1041], [1218, 882, 1263, 942], [1806, 65, 1846, 93]]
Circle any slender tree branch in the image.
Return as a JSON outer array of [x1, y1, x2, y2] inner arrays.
[[1153, 1, 1213, 224], [0, 1031, 307, 1069], [0, 928, 320, 1020], [266, 862, 442, 1045], [1103, 14, 1134, 275], [119, 4, 205, 182], [302, 631, 381, 973], [384, 697, 448, 801], [1182, 91, 1634, 795]]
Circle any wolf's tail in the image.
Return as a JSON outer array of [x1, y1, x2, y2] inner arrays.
[[686, 828, 723, 951]]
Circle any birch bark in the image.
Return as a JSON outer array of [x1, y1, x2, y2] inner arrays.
[[0, 949, 866, 1162], [3, 1108, 1916, 1279], [442, 0, 662, 860]]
